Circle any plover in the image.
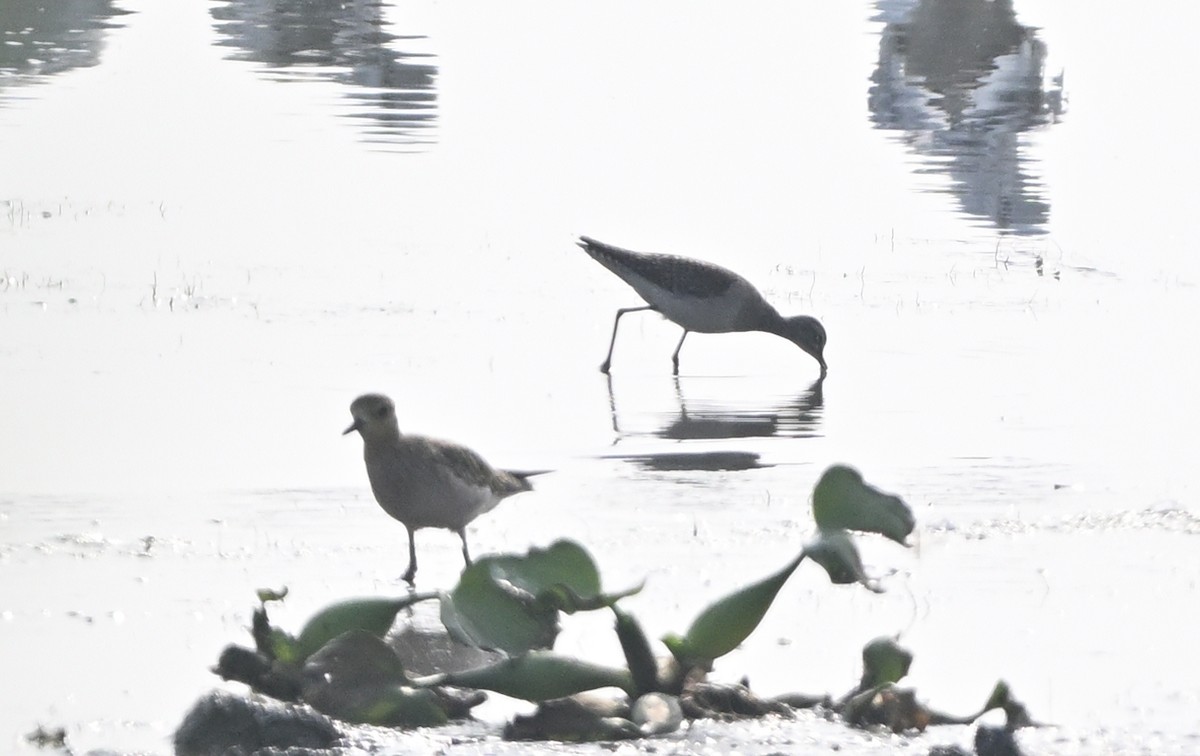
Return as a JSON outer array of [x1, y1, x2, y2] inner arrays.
[[343, 393, 539, 584]]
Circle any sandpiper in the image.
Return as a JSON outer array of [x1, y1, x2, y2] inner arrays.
[[577, 236, 827, 375], [343, 393, 539, 585]]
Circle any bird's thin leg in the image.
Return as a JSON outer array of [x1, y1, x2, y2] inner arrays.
[[457, 527, 472, 566], [672, 373, 689, 419], [402, 527, 418, 585], [606, 372, 621, 441], [671, 329, 690, 375], [600, 305, 653, 373]]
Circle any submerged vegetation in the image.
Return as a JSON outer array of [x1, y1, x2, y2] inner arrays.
[[191, 464, 1034, 753]]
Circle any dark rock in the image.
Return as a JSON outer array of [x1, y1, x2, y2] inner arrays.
[[630, 692, 684, 735], [680, 681, 793, 721], [174, 690, 339, 756], [430, 686, 489, 719], [214, 645, 304, 702], [975, 725, 1024, 756], [24, 725, 67, 749], [771, 691, 832, 710], [504, 695, 640, 742]]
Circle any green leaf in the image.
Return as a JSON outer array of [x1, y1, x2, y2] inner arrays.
[[346, 685, 448, 728], [252, 605, 300, 664], [812, 465, 915, 545], [982, 680, 1012, 712], [802, 529, 880, 591], [428, 650, 635, 702], [300, 629, 448, 727], [488, 540, 603, 606], [440, 561, 559, 655], [294, 594, 436, 662], [486, 540, 640, 612], [303, 629, 409, 686], [662, 554, 804, 666], [268, 629, 302, 665], [538, 581, 646, 614], [613, 606, 660, 696], [860, 636, 913, 689], [440, 540, 639, 654]]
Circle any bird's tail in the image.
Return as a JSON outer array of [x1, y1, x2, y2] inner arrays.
[[506, 469, 551, 492], [577, 235, 645, 278], [576, 235, 621, 260]]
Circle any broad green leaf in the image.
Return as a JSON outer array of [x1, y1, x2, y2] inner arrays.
[[440, 561, 559, 654], [860, 636, 913, 689], [802, 529, 881, 591], [428, 650, 635, 701], [300, 630, 448, 727], [303, 629, 408, 686], [486, 540, 640, 612], [294, 593, 436, 662], [488, 540, 602, 607], [662, 554, 804, 666], [440, 540, 640, 654], [812, 465, 915, 545]]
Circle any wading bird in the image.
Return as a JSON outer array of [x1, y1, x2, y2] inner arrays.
[[577, 236, 827, 375], [343, 393, 540, 584]]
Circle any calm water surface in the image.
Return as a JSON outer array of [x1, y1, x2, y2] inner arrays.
[[2, 0, 1199, 753]]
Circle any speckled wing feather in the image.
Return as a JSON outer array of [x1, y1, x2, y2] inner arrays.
[[421, 436, 531, 497], [578, 236, 738, 298]]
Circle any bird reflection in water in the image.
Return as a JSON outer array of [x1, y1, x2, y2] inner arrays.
[[210, 0, 437, 149], [0, 0, 130, 93], [604, 375, 824, 472], [869, 0, 1065, 235]]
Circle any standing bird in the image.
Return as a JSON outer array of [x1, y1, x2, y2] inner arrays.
[[343, 393, 538, 585], [577, 236, 827, 376]]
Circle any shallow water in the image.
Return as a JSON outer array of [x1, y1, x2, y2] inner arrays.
[[2, 0, 1200, 754]]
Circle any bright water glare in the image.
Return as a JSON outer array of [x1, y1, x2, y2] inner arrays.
[[2, 0, 1199, 754]]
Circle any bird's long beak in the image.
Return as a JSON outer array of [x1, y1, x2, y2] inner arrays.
[[343, 419, 361, 436]]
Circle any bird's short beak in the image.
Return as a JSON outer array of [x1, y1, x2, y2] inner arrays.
[[343, 419, 361, 436]]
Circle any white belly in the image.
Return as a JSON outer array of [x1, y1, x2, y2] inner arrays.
[[633, 278, 751, 333]]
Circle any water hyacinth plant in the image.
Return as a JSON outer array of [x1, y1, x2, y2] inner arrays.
[[202, 464, 1032, 744]]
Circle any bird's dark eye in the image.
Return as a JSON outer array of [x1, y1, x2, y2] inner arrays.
[[375, 406, 389, 418]]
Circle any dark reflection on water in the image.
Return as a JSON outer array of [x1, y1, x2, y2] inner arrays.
[[210, 0, 437, 149], [622, 451, 768, 472], [605, 377, 823, 472], [0, 0, 130, 95], [869, 0, 1064, 235], [653, 377, 824, 442]]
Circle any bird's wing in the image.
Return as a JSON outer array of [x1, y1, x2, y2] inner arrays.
[[578, 236, 739, 298], [419, 436, 530, 497]]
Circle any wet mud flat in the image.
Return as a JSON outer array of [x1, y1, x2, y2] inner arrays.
[[5, 486, 1198, 754]]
